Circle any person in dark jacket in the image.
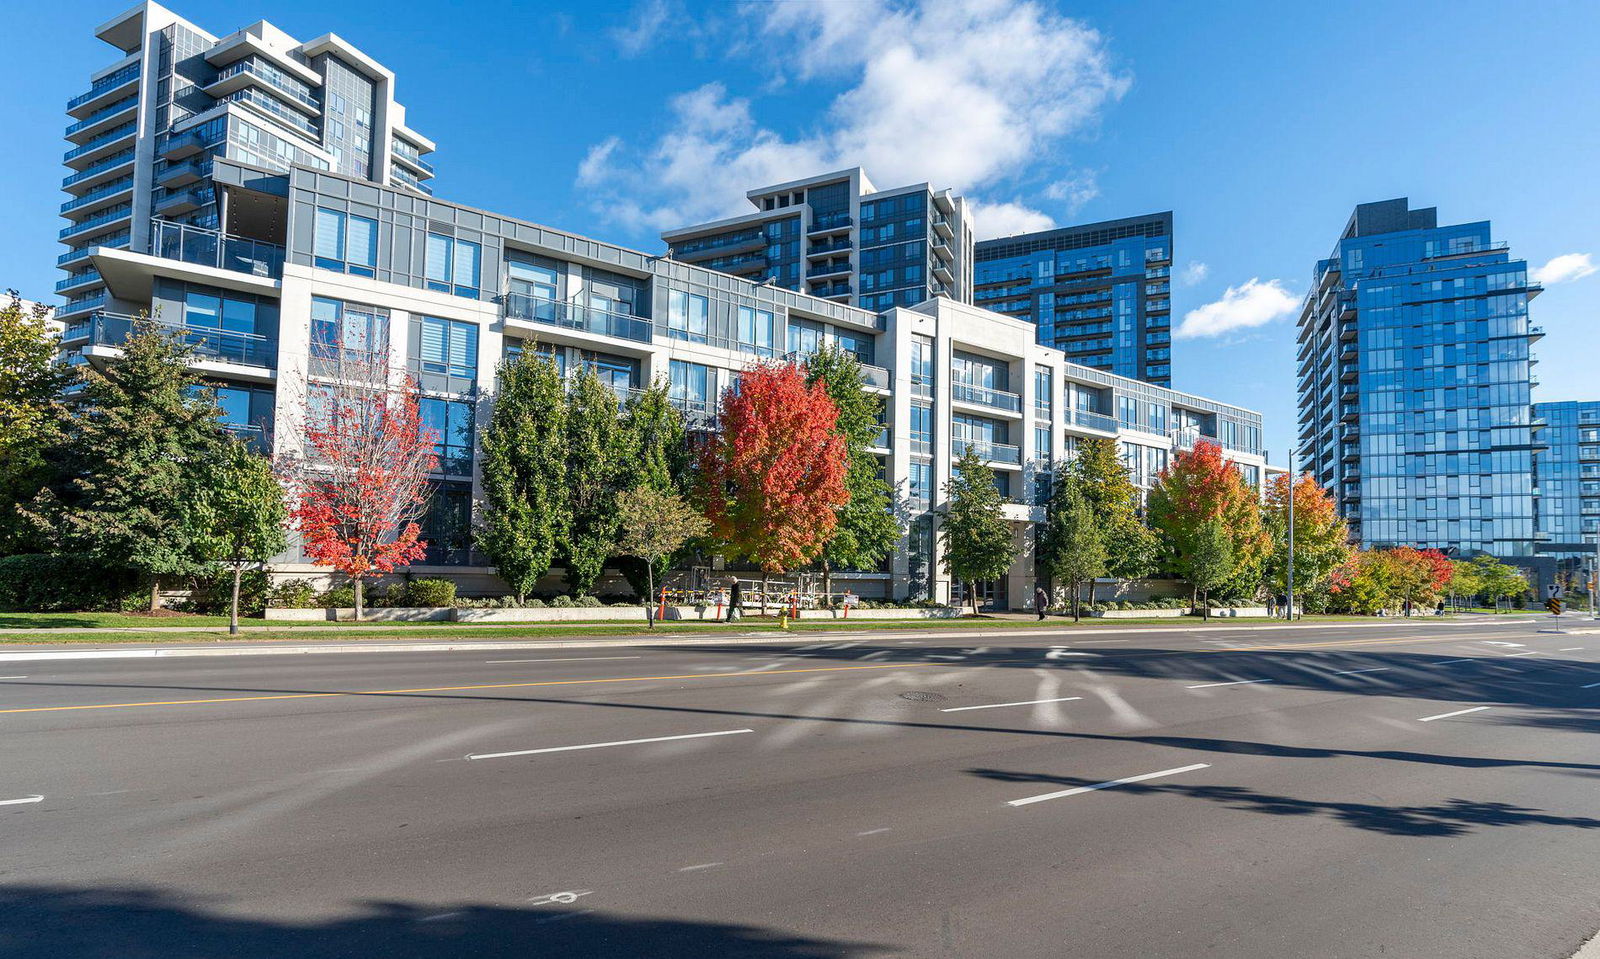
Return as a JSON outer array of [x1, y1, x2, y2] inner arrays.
[[1034, 585, 1050, 620], [727, 579, 743, 622]]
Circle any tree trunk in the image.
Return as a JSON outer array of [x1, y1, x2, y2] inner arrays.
[[968, 581, 978, 617], [1072, 582, 1081, 622], [149, 578, 160, 613], [354, 577, 364, 622], [823, 561, 832, 608], [1088, 578, 1097, 608], [229, 564, 242, 636], [644, 564, 656, 629], [762, 571, 770, 618], [1202, 590, 1210, 621]]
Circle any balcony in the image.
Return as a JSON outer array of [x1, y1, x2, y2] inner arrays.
[[157, 160, 207, 188], [62, 149, 136, 192], [60, 176, 134, 216], [503, 292, 653, 344], [58, 291, 108, 318], [932, 258, 954, 284], [932, 213, 954, 240], [206, 60, 320, 114], [806, 261, 850, 279], [668, 397, 718, 432], [161, 130, 207, 161], [155, 190, 205, 217], [1070, 408, 1119, 433], [807, 212, 852, 236], [54, 269, 101, 294], [59, 205, 132, 241], [67, 63, 140, 116], [84, 311, 277, 369], [391, 142, 435, 176], [812, 282, 852, 298], [63, 122, 136, 167], [807, 237, 852, 258], [952, 381, 1022, 413], [58, 234, 128, 266], [64, 96, 138, 142], [149, 220, 284, 278], [671, 230, 764, 259], [954, 437, 1022, 466]]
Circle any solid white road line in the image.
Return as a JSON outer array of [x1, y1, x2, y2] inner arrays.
[[677, 862, 723, 872], [1581, 682, 1600, 689], [1008, 763, 1212, 807], [1418, 706, 1492, 722], [1506, 652, 1540, 658], [467, 729, 754, 760], [857, 827, 892, 836], [940, 696, 1084, 713], [1331, 667, 1391, 676], [1560, 647, 1585, 652], [0, 676, 27, 680], [1186, 679, 1273, 689], [0, 795, 44, 806], [1431, 659, 1475, 666], [483, 656, 643, 664]]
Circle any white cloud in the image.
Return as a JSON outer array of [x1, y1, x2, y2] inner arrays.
[[1530, 252, 1596, 285], [1180, 261, 1209, 286], [1176, 278, 1299, 339], [611, 0, 674, 57], [969, 199, 1055, 240], [1043, 172, 1098, 214], [577, 136, 622, 186], [579, 0, 1129, 233]]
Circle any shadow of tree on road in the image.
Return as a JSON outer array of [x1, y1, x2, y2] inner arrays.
[[0, 885, 890, 959], [965, 768, 1600, 837]]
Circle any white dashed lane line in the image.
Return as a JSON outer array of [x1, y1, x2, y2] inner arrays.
[[1008, 764, 1213, 808], [1186, 679, 1273, 689], [1418, 706, 1492, 722], [467, 729, 754, 761], [940, 696, 1084, 713]]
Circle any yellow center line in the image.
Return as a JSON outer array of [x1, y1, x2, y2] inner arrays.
[[0, 661, 949, 716]]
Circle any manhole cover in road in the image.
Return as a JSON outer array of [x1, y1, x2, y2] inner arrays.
[[898, 691, 947, 703]]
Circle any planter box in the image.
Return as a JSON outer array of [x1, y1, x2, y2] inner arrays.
[[263, 607, 452, 622], [1087, 608, 1189, 619], [456, 605, 717, 623], [1204, 607, 1272, 618]]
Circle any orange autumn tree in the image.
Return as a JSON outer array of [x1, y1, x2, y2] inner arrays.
[[699, 362, 850, 607], [1146, 440, 1271, 606], [1262, 472, 1351, 601]]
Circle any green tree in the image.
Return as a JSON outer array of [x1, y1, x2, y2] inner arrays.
[[1261, 472, 1351, 607], [196, 441, 287, 634], [1068, 438, 1156, 603], [804, 346, 900, 597], [1146, 441, 1270, 604], [561, 366, 629, 595], [615, 486, 709, 628], [1468, 554, 1529, 612], [1038, 474, 1106, 621], [941, 448, 1017, 614], [615, 382, 690, 599], [23, 319, 231, 609], [0, 294, 71, 555], [1188, 517, 1236, 620], [479, 350, 567, 602]]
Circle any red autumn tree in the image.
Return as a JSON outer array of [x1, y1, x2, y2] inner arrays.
[[280, 346, 438, 620], [1146, 440, 1271, 605], [699, 361, 850, 607]]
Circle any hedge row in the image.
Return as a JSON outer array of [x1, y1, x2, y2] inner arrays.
[[0, 554, 148, 612]]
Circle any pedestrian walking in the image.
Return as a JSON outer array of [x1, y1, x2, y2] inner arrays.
[[1034, 585, 1050, 621], [727, 579, 742, 622]]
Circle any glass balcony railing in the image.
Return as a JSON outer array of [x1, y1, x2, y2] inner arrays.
[[503, 292, 653, 343], [214, 59, 319, 111], [59, 205, 132, 240], [952, 382, 1022, 413], [84, 311, 277, 368], [954, 438, 1022, 465], [391, 141, 435, 175], [57, 234, 128, 266], [61, 177, 135, 215], [64, 96, 138, 138], [62, 149, 136, 189], [55, 270, 101, 293], [67, 63, 140, 111], [810, 211, 852, 231], [149, 219, 284, 278], [1070, 408, 1119, 432], [63, 122, 136, 163]]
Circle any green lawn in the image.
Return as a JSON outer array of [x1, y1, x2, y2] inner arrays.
[[0, 611, 1380, 644]]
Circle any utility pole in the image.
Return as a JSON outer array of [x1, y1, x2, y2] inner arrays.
[[1593, 531, 1599, 621], [1286, 453, 1296, 622]]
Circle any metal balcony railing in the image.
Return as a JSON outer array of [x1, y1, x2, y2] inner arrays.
[[503, 292, 653, 343], [1069, 408, 1118, 432], [67, 63, 140, 111], [954, 438, 1022, 465], [952, 381, 1022, 413], [84, 311, 278, 368], [148, 219, 284, 278]]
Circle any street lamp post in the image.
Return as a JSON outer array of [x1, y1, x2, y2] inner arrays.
[[1286, 453, 1295, 622]]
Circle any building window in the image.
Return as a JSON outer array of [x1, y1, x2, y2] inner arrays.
[[668, 289, 709, 343], [310, 296, 387, 369], [425, 233, 481, 297], [313, 208, 376, 277], [909, 460, 933, 508], [736, 305, 774, 356], [834, 328, 874, 365], [788, 318, 824, 356], [669, 359, 714, 410], [419, 397, 474, 476], [416, 316, 478, 384]]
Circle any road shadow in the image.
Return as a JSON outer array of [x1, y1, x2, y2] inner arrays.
[[964, 769, 1600, 838], [0, 884, 890, 959]]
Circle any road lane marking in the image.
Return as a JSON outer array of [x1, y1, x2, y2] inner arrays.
[[467, 728, 753, 760], [940, 696, 1083, 713], [0, 661, 953, 716], [0, 795, 44, 806], [1331, 667, 1391, 676], [677, 862, 723, 872], [0, 676, 27, 680], [1008, 763, 1212, 807], [1484, 641, 1525, 648], [1431, 659, 1474, 666], [857, 827, 892, 836], [483, 656, 642, 664], [1419, 706, 1492, 722], [1186, 679, 1273, 689], [527, 891, 592, 906], [1560, 647, 1584, 651], [1581, 682, 1600, 689], [1506, 652, 1540, 658]]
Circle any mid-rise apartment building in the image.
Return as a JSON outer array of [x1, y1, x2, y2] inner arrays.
[[56, 2, 434, 329], [972, 213, 1174, 385], [1296, 198, 1543, 559], [1533, 400, 1600, 570], [73, 158, 1267, 607], [660, 169, 975, 313]]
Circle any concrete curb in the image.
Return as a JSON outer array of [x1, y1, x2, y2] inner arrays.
[[0, 616, 1517, 663]]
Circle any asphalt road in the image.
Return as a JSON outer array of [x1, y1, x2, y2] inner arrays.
[[2, 617, 1598, 958]]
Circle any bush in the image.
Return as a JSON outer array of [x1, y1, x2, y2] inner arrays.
[[266, 580, 319, 609], [173, 567, 275, 616], [318, 585, 356, 608], [405, 578, 457, 608], [550, 595, 576, 608], [0, 554, 147, 612], [575, 595, 603, 608], [523, 597, 547, 608]]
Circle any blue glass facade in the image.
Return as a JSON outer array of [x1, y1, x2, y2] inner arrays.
[[1296, 198, 1543, 558], [1533, 401, 1600, 563], [972, 213, 1172, 386]]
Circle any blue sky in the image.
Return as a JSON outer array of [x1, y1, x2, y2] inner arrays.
[[6, 0, 1598, 466]]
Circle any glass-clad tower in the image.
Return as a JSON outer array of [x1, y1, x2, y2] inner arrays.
[[1533, 400, 1600, 568], [1296, 198, 1543, 558], [971, 213, 1173, 386], [56, 2, 435, 333]]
